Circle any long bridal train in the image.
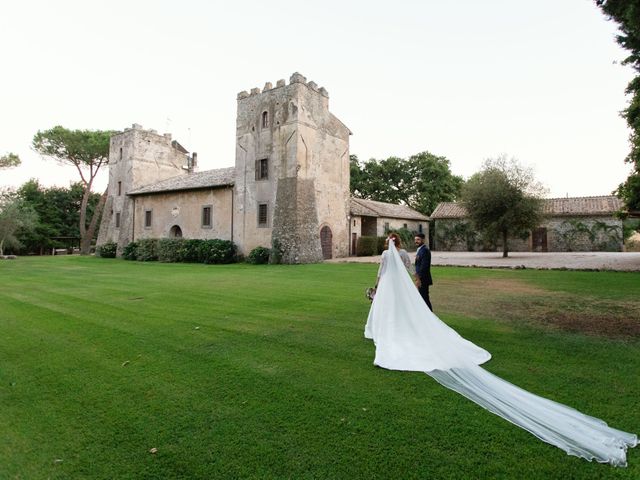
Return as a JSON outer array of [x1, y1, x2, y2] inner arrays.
[[364, 241, 637, 467]]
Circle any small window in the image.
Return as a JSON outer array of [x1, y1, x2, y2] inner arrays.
[[144, 210, 152, 228], [256, 158, 269, 180], [119, 147, 123, 160], [202, 205, 212, 228], [262, 111, 268, 128], [258, 203, 268, 227], [418, 224, 423, 233], [403, 223, 408, 229], [384, 222, 389, 232], [118, 181, 122, 196], [353, 220, 356, 227], [115, 212, 121, 228]]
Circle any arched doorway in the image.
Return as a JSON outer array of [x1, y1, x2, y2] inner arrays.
[[320, 226, 332, 259], [170, 225, 183, 238]]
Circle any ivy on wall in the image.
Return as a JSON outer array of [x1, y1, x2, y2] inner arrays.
[[554, 220, 622, 252]]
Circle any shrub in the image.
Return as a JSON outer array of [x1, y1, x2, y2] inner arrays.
[[96, 242, 117, 258], [157, 238, 187, 263], [122, 242, 138, 260], [247, 246, 270, 264], [181, 239, 203, 263], [376, 236, 386, 254], [199, 239, 236, 264], [136, 238, 159, 261], [357, 236, 378, 256]]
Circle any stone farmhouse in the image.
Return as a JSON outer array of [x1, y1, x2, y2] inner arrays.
[[97, 73, 428, 262], [430, 196, 623, 252]]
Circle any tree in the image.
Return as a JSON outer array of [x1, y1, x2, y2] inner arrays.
[[0, 152, 21, 169], [407, 152, 464, 215], [460, 156, 545, 257], [0, 190, 38, 256], [595, 0, 640, 211], [16, 179, 102, 254], [350, 151, 464, 215], [32, 126, 115, 254]]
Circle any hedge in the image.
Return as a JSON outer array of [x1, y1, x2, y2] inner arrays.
[[96, 242, 117, 258], [123, 238, 237, 264]]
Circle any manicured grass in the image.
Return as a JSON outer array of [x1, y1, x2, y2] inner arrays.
[[1, 257, 638, 479]]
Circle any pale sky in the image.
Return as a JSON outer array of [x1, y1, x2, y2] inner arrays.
[[0, 0, 635, 199]]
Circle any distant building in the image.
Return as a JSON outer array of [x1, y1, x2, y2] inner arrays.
[[431, 196, 623, 252], [97, 73, 428, 262]]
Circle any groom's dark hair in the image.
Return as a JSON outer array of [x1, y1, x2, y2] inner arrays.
[[416, 233, 425, 239]]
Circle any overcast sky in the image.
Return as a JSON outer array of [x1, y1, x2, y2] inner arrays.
[[0, 0, 635, 198]]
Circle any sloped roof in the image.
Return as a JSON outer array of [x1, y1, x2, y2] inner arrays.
[[350, 197, 429, 221], [542, 196, 621, 216], [128, 167, 235, 195], [430, 202, 466, 219], [431, 196, 622, 219]]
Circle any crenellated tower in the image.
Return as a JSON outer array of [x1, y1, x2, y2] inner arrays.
[[233, 72, 351, 263], [97, 124, 193, 254]]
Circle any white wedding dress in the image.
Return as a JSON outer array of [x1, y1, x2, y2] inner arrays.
[[365, 241, 637, 467]]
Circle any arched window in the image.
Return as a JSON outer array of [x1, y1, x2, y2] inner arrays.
[[262, 111, 268, 128]]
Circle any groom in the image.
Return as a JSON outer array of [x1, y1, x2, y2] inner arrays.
[[414, 233, 433, 311]]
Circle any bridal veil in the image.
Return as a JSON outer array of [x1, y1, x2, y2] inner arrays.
[[365, 241, 637, 467]]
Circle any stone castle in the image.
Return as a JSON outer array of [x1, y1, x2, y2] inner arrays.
[[97, 73, 428, 262]]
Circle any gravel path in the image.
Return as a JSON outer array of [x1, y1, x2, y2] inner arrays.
[[328, 251, 640, 271]]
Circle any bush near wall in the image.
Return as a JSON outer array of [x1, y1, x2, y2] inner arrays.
[[95, 242, 117, 258], [136, 239, 160, 261], [199, 239, 236, 264], [122, 242, 138, 260], [247, 246, 270, 264], [357, 236, 378, 256], [122, 238, 237, 264]]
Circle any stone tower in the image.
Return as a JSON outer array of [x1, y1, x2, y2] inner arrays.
[[97, 124, 192, 254], [234, 73, 351, 263]]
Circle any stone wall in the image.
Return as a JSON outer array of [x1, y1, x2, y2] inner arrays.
[[233, 73, 350, 262], [432, 216, 623, 252], [97, 124, 190, 254], [546, 217, 623, 252], [132, 188, 233, 242]]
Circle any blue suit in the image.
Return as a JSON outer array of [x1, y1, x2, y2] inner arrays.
[[415, 244, 433, 311]]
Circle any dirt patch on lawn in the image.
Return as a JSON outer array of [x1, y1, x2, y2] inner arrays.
[[434, 278, 640, 339]]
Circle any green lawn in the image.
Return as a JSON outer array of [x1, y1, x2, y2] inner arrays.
[[1, 256, 638, 479]]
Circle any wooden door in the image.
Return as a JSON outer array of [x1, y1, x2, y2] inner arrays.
[[320, 226, 333, 259]]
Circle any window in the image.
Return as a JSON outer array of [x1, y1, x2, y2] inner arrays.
[[418, 224, 423, 233], [256, 158, 269, 180], [115, 212, 121, 228], [403, 223, 408, 229], [119, 147, 123, 160], [258, 203, 268, 227], [384, 222, 389, 232], [118, 181, 122, 196], [202, 205, 212, 228], [262, 111, 268, 128], [144, 210, 152, 228]]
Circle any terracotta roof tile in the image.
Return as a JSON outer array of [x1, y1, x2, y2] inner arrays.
[[350, 197, 429, 221], [431, 196, 621, 219], [128, 167, 235, 195]]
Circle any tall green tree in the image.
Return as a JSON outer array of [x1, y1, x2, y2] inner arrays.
[[0, 152, 21, 169], [350, 151, 463, 215], [0, 190, 38, 256], [16, 179, 102, 254], [32, 126, 115, 254], [461, 156, 545, 257], [595, 0, 640, 211]]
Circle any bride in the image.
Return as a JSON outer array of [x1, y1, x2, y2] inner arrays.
[[365, 237, 637, 467]]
